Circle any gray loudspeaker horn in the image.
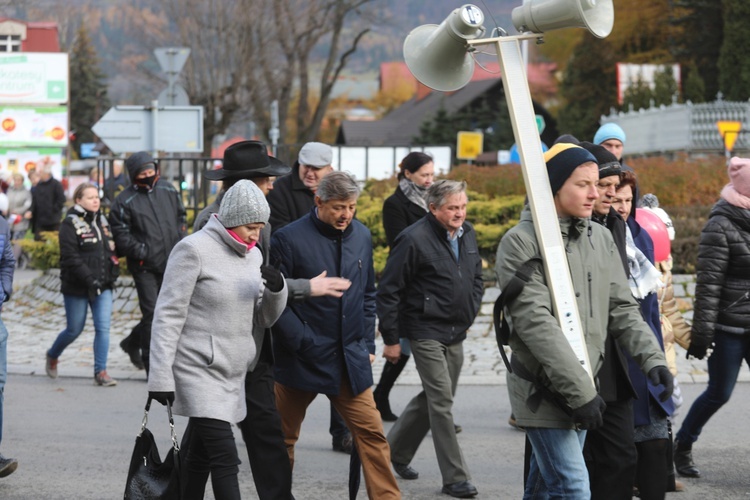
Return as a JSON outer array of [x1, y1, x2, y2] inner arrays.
[[403, 5, 485, 92], [512, 0, 614, 38]]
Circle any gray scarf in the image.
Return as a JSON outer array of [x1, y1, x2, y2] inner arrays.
[[399, 177, 428, 212]]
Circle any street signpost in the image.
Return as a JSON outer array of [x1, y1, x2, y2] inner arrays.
[[456, 131, 484, 161], [92, 104, 204, 154], [154, 47, 191, 106], [717, 120, 742, 158]]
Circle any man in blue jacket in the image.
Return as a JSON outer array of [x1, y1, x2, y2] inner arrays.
[[0, 215, 16, 477], [270, 171, 400, 499], [377, 179, 483, 498]]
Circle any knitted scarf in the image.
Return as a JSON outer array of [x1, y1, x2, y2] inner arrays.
[[625, 225, 663, 300], [399, 177, 428, 212], [720, 183, 750, 210]]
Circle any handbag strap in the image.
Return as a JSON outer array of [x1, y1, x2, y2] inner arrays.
[[140, 396, 180, 452]]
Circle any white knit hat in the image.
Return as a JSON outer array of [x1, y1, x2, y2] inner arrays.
[[218, 180, 270, 228]]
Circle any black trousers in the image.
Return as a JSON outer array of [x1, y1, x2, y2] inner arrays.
[[181, 417, 241, 500], [583, 398, 637, 500], [238, 357, 294, 500], [129, 271, 163, 370]]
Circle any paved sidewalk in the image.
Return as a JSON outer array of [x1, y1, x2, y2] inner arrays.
[[4, 269, 727, 386]]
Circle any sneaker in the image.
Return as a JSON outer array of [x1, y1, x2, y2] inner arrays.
[[95, 370, 117, 387], [0, 454, 18, 478], [45, 354, 58, 379]]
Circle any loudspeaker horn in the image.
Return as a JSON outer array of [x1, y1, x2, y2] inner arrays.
[[403, 5, 486, 92], [512, 0, 614, 38]]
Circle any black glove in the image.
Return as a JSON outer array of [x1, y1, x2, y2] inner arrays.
[[686, 343, 708, 360], [149, 391, 175, 406], [571, 395, 607, 430], [87, 279, 102, 301], [261, 265, 284, 293], [648, 365, 674, 402]]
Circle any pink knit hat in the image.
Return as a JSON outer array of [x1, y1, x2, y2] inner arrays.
[[728, 157, 750, 197]]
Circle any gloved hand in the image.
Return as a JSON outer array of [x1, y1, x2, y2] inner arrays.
[[571, 395, 607, 430], [686, 343, 708, 360], [87, 279, 102, 301], [261, 265, 284, 293], [648, 365, 674, 402], [149, 391, 175, 406]]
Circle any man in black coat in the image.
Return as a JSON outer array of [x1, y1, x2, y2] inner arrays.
[[377, 180, 483, 499], [109, 152, 186, 372], [579, 141, 639, 500], [31, 160, 66, 240]]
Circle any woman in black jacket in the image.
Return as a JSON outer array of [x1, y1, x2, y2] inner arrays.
[[374, 151, 434, 421], [45, 183, 120, 386], [674, 156, 750, 478]]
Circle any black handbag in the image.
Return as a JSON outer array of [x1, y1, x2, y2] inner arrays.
[[124, 397, 182, 500]]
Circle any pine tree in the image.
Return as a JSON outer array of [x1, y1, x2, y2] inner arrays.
[[683, 63, 706, 103], [671, 0, 723, 101], [717, 0, 750, 101], [69, 24, 110, 158], [653, 66, 679, 105], [557, 33, 618, 142], [622, 75, 654, 111]]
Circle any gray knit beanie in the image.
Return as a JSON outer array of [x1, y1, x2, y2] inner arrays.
[[218, 180, 270, 228]]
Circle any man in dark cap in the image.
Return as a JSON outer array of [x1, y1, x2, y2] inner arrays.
[[109, 151, 186, 372], [495, 143, 672, 498], [196, 140, 351, 499]]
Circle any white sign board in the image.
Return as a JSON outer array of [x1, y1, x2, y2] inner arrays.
[[0, 106, 68, 147], [0, 53, 69, 104], [616, 63, 681, 105], [0, 147, 64, 182], [329, 146, 451, 180]]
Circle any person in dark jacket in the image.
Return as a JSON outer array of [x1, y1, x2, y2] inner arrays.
[[45, 183, 120, 386], [578, 141, 639, 500], [374, 151, 434, 421], [31, 161, 66, 240], [0, 213, 16, 477], [270, 172, 401, 500], [109, 151, 186, 372], [674, 156, 750, 478], [612, 171, 675, 500], [377, 180, 483, 499], [265, 141, 353, 454]]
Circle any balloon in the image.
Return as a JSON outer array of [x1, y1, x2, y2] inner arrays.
[[636, 208, 671, 262]]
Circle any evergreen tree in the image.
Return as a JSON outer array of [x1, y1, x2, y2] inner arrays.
[[717, 0, 750, 101], [653, 66, 679, 105], [622, 74, 654, 111], [557, 33, 618, 142], [69, 24, 110, 158], [683, 62, 706, 103], [671, 0, 723, 101]]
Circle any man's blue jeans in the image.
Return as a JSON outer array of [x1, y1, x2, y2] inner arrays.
[[524, 427, 590, 500], [48, 291, 113, 375], [0, 316, 8, 448], [676, 330, 750, 445]]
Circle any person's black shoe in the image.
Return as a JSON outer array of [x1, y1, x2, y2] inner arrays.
[[120, 338, 144, 370], [332, 433, 353, 454], [674, 440, 700, 478], [0, 454, 18, 478], [392, 461, 419, 480], [442, 480, 478, 498], [454, 424, 463, 434]]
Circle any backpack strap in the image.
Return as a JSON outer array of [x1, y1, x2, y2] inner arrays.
[[493, 258, 542, 373]]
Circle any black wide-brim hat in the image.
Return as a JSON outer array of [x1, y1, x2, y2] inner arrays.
[[204, 140, 291, 180]]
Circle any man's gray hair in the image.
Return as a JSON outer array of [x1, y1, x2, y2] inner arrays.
[[426, 179, 467, 208], [316, 171, 360, 201]]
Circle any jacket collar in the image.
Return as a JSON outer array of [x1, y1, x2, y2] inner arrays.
[[425, 212, 470, 240], [310, 206, 355, 239], [205, 214, 253, 257]]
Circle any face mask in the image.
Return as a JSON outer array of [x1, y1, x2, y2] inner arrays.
[[134, 174, 158, 191]]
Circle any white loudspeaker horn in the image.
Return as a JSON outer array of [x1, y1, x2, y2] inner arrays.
[[403, 5, 486, 92], [512, 0, 614, 38]]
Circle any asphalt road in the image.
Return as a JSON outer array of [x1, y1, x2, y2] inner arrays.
[[1, 374, 749, 499]]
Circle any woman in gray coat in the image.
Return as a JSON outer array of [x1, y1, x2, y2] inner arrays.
[[148, 180, 288, 499]]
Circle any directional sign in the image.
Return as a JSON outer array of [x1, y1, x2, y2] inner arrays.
[[717, 121, 742, 152], [92, 105, 203, 153], [456, 131, 484, 160]]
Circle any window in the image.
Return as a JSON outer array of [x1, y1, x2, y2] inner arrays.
[[0, 34, 21, 52]]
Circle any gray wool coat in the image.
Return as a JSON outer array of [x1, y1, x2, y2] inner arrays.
[[148, 214, 287, 423]]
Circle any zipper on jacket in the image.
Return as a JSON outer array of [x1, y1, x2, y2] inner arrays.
[[587, 271, 593, 318]]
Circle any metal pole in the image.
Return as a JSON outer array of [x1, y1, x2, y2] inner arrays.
[[151, 100, 159, 159], [470, 34, 594, 384]]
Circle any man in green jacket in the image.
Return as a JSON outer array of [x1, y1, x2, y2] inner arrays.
[[495, 143, 673, 498]]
